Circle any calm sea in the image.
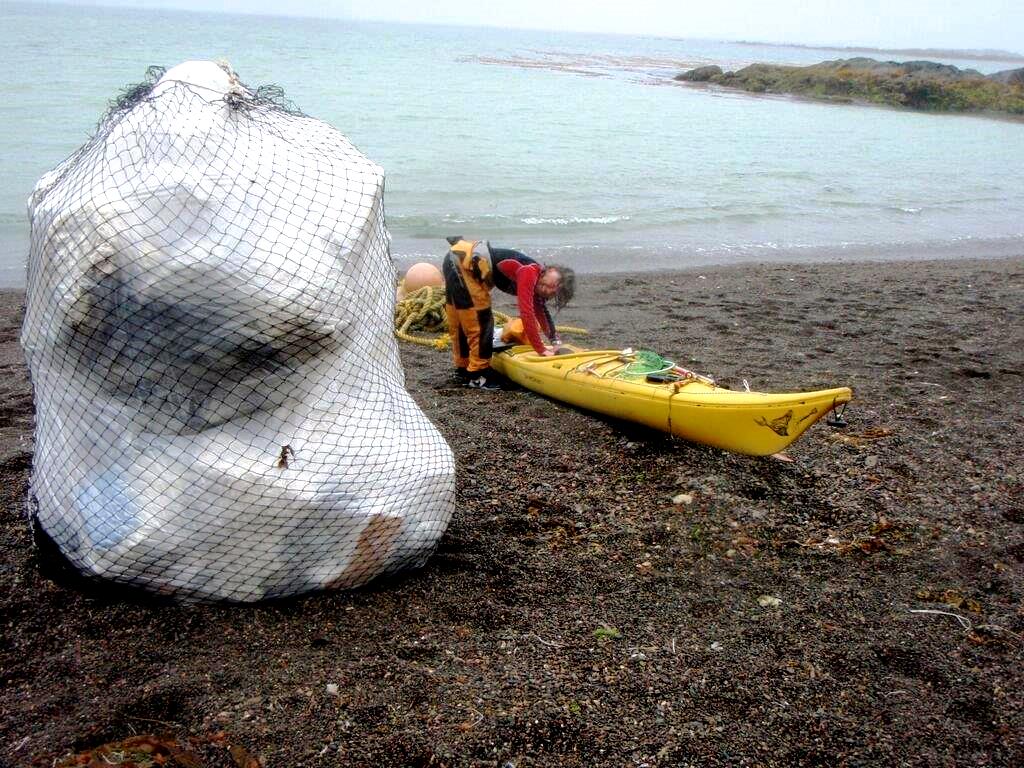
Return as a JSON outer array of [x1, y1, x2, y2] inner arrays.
[[2, 1, 1023, 287]]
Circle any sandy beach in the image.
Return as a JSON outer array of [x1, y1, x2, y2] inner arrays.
[[1, 255, 1022, 766]]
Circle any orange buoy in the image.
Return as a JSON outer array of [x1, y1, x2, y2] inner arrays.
[[404, 262, 443, 293]]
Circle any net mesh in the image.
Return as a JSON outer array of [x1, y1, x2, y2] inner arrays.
[[20, 61, 455, 603], [615, 349, 675, 380]]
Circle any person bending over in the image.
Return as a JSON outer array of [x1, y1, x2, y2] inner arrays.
[[442, 236, 574, 390]]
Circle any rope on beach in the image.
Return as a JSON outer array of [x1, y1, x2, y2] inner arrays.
[[395, 286, 449, 349], [394, 285, 588, 349]]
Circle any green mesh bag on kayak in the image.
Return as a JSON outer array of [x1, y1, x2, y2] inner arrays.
[[616, 349, 675, 380]]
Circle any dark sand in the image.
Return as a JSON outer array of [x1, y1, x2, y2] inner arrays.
[[1, 257, 1022, 766]]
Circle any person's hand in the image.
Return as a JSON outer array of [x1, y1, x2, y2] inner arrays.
[[541, 347, 556, 356]]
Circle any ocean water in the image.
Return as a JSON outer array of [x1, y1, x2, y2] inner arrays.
[[1, 1, 1023, 287]]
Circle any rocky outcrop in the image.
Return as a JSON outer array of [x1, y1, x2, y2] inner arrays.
[[674, 65, 722, 82], [812, 57, 984, 79], [990, 67, 1024, 85], [675, 57, 1024, 116]]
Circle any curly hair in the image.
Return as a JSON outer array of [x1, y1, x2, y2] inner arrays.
[[545, 264, 575, 310]]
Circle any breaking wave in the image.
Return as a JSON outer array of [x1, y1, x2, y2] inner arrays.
[[520, 215, 630, 225]]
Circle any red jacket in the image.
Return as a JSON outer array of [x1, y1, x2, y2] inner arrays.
[[492, 252, 555, 354]]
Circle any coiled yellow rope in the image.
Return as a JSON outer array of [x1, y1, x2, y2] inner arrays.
[[394, 284, 587, 349], [394, 286, 449, 348]]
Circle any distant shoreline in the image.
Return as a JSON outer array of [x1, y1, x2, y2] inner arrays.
[[4, 236, 1022, 290], [731, 40, 1024, 63], [391, 237, 1024, 277]]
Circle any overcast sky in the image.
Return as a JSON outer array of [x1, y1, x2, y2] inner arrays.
[[24, 1, 1024, 52]]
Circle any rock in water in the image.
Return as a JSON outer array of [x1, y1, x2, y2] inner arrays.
[[21, 61, 455, 602], [674, 65, 723, 82]]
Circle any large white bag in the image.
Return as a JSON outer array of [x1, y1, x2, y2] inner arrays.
[[21, 61, 455, 602]]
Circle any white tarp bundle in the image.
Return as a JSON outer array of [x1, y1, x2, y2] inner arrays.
[[21, 61, 455, 602]]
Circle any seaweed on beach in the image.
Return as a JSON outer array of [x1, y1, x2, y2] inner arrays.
[[4, 257, 1024, 766]]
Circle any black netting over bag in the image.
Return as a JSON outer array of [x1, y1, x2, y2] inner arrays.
[[21, 61, 455, 602]]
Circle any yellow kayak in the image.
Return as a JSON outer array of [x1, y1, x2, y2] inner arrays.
[[490, 345, 852, 456]]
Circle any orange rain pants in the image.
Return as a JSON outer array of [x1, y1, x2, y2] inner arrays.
[[442, 239, 494, 373]]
